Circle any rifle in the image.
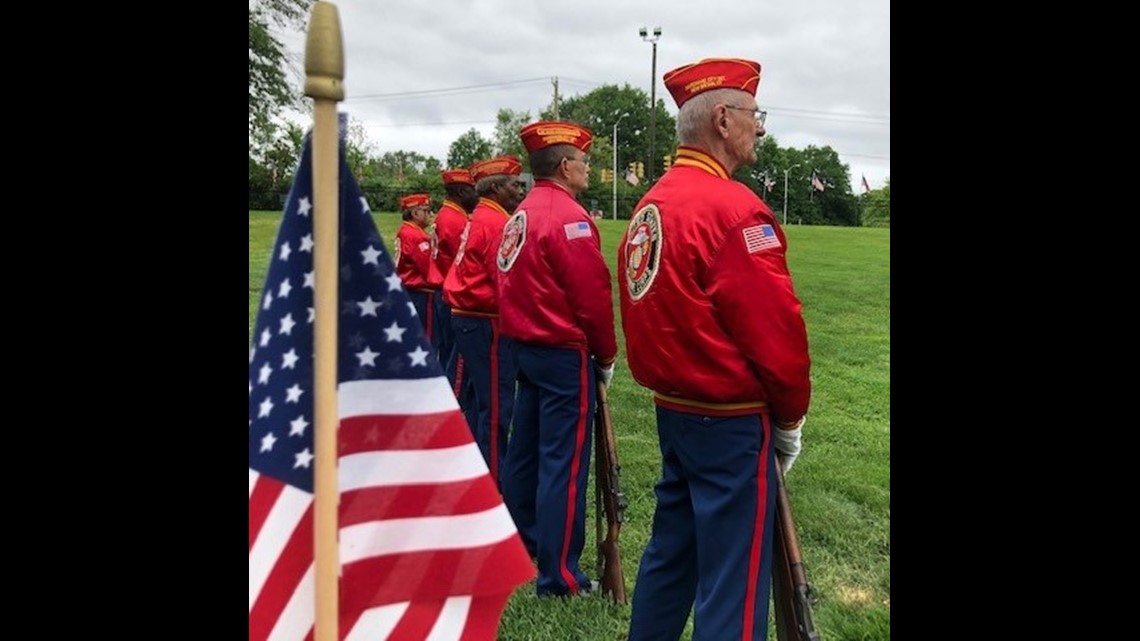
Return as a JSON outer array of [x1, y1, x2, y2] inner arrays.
[[593, 380, 627, 604], [772, 462, 821, 641]]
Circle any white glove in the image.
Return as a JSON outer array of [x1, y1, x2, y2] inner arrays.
[[596, 361, 616, 387], [772, 416, 806, 474]]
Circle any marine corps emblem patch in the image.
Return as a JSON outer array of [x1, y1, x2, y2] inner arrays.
[[625, 203, 663, 301], [497, 210, 528, 272]]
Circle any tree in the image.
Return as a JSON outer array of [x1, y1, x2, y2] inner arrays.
[[863, 178, 891, 227], [542, 84, 676, 185], [249, 0, 313, 154], [447, 129, 494, 169], [493, 109, 531, 164]]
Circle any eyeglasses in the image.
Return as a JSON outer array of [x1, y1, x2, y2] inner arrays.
[[565, 155, 590, 166], [725, 105, 767, 126]]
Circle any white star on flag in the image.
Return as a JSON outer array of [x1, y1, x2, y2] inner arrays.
[[383, 321, 406, 343], [361, 245, 382, 265]]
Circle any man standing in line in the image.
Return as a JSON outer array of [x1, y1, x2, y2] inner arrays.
[[394, 193, 442, 348], [442, 156, 524, 482], [498, 121, 617, 596], [434, 168, 479, 419], [618, 58, 812, 640]]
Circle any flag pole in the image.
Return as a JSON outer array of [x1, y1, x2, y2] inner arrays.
[[303, 4, 344, 641]]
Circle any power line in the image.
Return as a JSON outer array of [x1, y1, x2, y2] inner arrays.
[[769, 106, 890, 121], [346, 78, 549, 102]]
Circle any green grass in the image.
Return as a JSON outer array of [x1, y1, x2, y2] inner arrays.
[[250, 211, 891, 640]]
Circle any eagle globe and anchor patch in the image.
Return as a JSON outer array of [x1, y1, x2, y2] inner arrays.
[[624, 203, 663, 301], [497, 210, 527, 272]]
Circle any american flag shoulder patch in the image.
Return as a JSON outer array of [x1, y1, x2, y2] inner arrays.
[[742, 224, 781, 253], [564, 221, 592, 240]]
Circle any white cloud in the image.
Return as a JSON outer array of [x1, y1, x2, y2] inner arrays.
[[275, 0, 889, 191]]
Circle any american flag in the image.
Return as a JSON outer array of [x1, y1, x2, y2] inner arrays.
[[624, 167, 640, 186], [764, 176, 777, 193], [811, 173, 826, 192], [249, 130, 534, 641], [862, 174, 871, 194], [742, 223, 782, 254]]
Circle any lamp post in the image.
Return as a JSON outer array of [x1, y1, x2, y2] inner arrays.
[[639, 26, 662, 183], [782, 164, 800, 226], [612, 112, 630, 220]]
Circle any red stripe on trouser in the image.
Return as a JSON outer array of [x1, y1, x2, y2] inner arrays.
[[741, 414, 773, 640], [489, 317, 500, 482], [424, 291, 434, 341], [558, 347, 589, 593], [453, 355, 465, 398]]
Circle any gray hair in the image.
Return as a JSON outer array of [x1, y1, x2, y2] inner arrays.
[[676, 88, 746, 145], [530, 144, 577, 178], [475, 174, 511, 197]]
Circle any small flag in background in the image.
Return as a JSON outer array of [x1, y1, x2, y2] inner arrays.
[[811, 173, 825, 192], [764, 176, 777, 192], [249, 128, 534, 641], [625, 167, 640, 186], [862, 174, 871, 193]]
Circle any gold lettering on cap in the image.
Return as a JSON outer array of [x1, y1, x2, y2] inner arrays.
[[685, 75, 726, 94]]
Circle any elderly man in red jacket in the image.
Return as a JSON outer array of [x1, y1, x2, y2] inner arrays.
[[442, 156, 524, 483], [394, 193, 442, 348], [433, 169, 479, 420], [619, 58, 812, 640], [498, 121, 617, 596]]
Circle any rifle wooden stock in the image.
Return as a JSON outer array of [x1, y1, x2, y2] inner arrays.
[[772, 463, 821, 641], [593, 381, 627, 604]]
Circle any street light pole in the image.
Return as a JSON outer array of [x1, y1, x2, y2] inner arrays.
[[639, 26, 662, 183], [783, 163, 800, 226], [613, 112, 630, 220]]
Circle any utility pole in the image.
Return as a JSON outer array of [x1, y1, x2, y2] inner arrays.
[[639, 27, 662, 183], [613, 112, 630, 220], [551, 77, 560, 119]]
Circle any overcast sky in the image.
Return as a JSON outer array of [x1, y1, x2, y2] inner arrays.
[[277, 0, 889, 193]]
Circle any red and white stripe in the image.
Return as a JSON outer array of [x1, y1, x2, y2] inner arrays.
[[249, 376, 534, 641]]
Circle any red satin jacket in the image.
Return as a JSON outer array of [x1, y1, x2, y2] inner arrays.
[[395, 221, 441, 290], [443, 198, 510, 315], [433, 199, 469, 279], [498, 180, 617, 363], [617, 147, 811, 420]]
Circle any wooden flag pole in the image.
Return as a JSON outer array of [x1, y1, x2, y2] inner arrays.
[[303, 4, 344, 641]]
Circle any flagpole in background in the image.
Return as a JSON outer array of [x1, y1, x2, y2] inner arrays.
[[782, 163, 799, 226], [303, 4, 345, 641]]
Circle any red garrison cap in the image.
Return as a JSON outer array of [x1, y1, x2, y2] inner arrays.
[[400, 193, 430, 209], [470, 156, 522, 182], [441, 169, 474, 185], [663, 58, 761, 108], [519, 121, 594, 154]]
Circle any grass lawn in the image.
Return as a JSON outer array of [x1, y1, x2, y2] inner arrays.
[[249, 210, 890, 640]]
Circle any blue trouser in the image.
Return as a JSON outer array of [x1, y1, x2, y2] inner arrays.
[[452, 315, 516, 484], [408, 289, 442, 357], [435, 295, 455, 370], [628, 407, 778, 641], [501, 344, 595, 596], [438, 301, 477, 429]]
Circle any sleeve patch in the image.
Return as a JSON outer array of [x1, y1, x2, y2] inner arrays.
[[742, 224, 781, 253], [564, 221, 592, 240], [418, 241, 431, 252]]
